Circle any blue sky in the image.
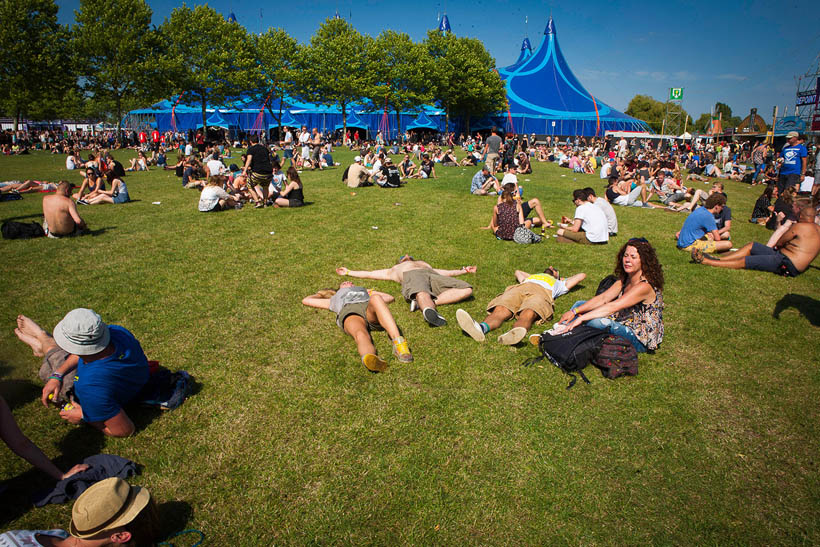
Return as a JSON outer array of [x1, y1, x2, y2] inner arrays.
[[56, 0, 819, 127]]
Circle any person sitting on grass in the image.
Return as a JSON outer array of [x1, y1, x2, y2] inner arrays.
[[399, 154, 416, 177], [43, 181, 89, 238], [604, 175, 644, 207], [470, 166, 500, 195], [556, 189, 609, 245], [583, 187, 618, 237], [199, 175, 241, 212], [692, 204, 820, 277], [85, 172, 130, 205], [125, 151, 149, 172], [516, 152, 532, 174], [457, 267, 585, 345], [14, 309, 150, 438], [555, 238, 664, 353], [750, 184, 777, 225], [1, 395, 89, 482], [335, 256, 476, 327], [675, 193, 732, 254], [270, 166, 305, 207], [302, 281, 412, 372], [73, 168, 105, 204], [0, 477, 160, 546]]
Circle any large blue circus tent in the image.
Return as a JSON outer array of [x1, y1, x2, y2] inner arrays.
[[498, 17, 649, 136]]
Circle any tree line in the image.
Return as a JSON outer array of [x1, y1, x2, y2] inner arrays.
[[625, 95, 751, 135], [0, 0, 507, 136]]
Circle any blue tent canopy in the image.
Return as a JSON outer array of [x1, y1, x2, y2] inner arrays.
[[197, 110, 231, 129], [500, 38, 533, 75], [406, 111, 439, 131], [334, 110, 367, 130], [499, 17, 649, 136], [268, 110, 299, 129]]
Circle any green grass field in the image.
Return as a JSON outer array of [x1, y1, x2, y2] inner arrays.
[[1, 147, 818, 545]]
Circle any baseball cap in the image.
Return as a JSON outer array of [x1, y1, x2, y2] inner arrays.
[[53, 308, 110, 355], [354, 155, 362, 162], [786, 131, 799, 139]]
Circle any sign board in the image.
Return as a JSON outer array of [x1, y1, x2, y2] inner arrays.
[[796, 94, 817, 106], [813, 113, 820, 132], [669, 88, 683, 101]]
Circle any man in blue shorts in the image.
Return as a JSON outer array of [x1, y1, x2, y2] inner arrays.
[[14, 309, 149, 437]]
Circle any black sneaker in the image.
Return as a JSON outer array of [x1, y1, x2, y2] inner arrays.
[[77, 199, 89, 205], [423, 307, 447, 327]]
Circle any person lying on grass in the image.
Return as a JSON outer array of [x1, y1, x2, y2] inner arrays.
[[691, 204, 820, 277], [84, 172, 130, 205], [0, 179, 57, 194], [302, 282, 412, 372], [675, 193, 732, 254], [456, 267, 586, 345], [335, 256, 476, 327], [554, 238, 664, 353], [14, 309, 149, 438]]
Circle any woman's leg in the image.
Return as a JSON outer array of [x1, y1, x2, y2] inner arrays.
[[87, 194, 113, 204], [343, 315, 376, 358], [365, 295, 400, 340], [585, 317, 647, 353]]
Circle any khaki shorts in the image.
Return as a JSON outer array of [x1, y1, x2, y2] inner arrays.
[[485, 153, 499, 169], [401, 269, 472, 301], [561, 229, 591, 244], [336, 301, 383, 331], [486, 283, 554, 323], [39, 347, 76, 402], [681, 239, 718, 253]]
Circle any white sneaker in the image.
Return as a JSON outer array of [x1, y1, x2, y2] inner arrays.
[[456, 309, 485, 342], [497, 327, 527, 345]]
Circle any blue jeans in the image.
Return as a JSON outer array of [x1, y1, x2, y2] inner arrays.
[[570, 300, 648, 353], [753, 163, 765, 182]]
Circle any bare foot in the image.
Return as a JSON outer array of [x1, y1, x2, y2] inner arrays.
[[15, 328, 44, 356], [17, 315, 47, 338]]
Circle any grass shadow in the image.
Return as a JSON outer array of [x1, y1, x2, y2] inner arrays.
[[157, 500, 195, 541], [772, 293, 820, 326], [0, 378, 40, 411]]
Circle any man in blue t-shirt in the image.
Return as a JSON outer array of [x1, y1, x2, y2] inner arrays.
[[777, 131, 807, 192], [675, 193, 733, 254], [14, 309, 149, 437]]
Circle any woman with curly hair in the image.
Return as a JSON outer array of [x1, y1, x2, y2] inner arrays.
[[557, 238, 664, 352]]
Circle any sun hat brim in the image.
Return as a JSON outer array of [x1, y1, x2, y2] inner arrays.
[[70, 484, 150, 539]]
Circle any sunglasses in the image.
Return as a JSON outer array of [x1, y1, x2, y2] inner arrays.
[[628, 237, 648, 244]]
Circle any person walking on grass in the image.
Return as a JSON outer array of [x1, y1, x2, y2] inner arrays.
[[457, 267, 585, 345], [335, 256, 476, 327], [302, 282, 412, 372]]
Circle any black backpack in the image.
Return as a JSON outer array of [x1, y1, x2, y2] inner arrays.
[[1, 220, 45, 239], [523, 325, 607, 389]]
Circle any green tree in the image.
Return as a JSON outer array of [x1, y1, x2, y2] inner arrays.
[[73, 0, 161, 135], [296, 18, 372, 140], [367, 30, 432, 138], [0, 0, 74, 129], [160, 4, 256, 130], [424, 30, 506, 135], [713, 102, 742, 129], [625, 94, 692, 134], [693, 112, 713, 133], [250, 28, 299, 131]]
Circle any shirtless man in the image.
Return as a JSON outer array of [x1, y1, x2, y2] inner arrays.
[[42, 181, 88, 238], [335, 255, 476, 326], [692, 205, 820, 276]]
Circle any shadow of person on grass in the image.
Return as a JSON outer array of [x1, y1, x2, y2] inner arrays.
[[157, 500, 195, 542], [0, 378, 40, 411], [772, 294, 820, 326], [0, 425, 107, 526]]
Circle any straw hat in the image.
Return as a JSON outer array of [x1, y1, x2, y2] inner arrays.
[[70, 478, 150, 539]]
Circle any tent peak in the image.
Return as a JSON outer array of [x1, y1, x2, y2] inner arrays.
[[521, 37, 532, 52], [438, 14, 451, 34], [545, 16, 555, 36]]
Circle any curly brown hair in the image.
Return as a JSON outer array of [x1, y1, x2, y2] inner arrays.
[[614, 238, 664, 290]]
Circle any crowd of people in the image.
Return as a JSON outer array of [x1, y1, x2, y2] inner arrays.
[[3, 121, 820, 542]]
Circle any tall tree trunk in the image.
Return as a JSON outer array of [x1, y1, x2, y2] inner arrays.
[[201, 95, 207, 133], [394, 107, 402, 141], [116, 95, 123, 138], [341, 100, 347, 145], [14, 109, 20, 132]]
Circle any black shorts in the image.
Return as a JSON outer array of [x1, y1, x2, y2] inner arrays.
[[777, 173, 800, 191], [744, 242, 801, 276]]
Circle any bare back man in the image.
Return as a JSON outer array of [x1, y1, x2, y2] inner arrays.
[[42, 181, 88, 238], [692, 205, 820, 276], [336, 255, 476, 326]]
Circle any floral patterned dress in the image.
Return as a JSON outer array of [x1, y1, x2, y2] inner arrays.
[[495, 201, 520, 241], [610, 283, 664, 350]]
